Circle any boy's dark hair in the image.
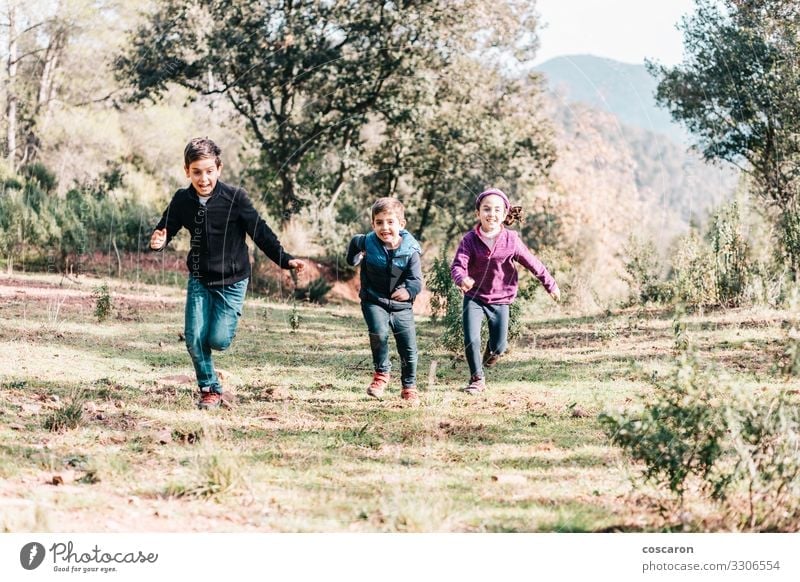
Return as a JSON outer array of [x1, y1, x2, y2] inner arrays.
[[503, 205, 524, 226], [184, 137, 222, 168], [371, 197, 405, 221]]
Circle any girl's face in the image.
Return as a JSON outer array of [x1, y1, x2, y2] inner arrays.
[[476, 194, 507, 231], [185, 157, 222, 197], [372, 210, 405, 248]]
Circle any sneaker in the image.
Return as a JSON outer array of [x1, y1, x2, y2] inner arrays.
[[462, 375, 486, 395], [198, 390, 222, 409], [400, 386, 420, 407], [482, 346, 502, 368], [366, 372, 390, 399]]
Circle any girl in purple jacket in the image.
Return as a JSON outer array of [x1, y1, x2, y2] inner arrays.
[[450, 188, 560, 394]]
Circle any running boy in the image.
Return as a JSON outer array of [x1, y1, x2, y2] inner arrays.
[[346, 197, 423, 406], [150, 137, 305, 409]]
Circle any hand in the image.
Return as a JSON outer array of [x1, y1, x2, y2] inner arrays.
[[550, 287, 561, 302], [459, 277, 475, 293], [149, 228, 167, 250], [288, 259, 306, 273], [391, 288, 410, 301]]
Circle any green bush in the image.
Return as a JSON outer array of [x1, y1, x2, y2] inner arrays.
[[601, 317, 800, 530], [667, 231, 717, 307], [622, 235, 667, 305], [427, 251, 465, 353], [93, 283, 112, 322], [710, 201, 751, 306]]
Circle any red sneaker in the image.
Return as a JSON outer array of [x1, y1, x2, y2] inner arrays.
[[366, 372, 390, 399], [198, 391, 222, 409], [400, 386, 420, 407]]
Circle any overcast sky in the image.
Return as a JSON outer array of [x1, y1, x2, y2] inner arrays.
[[533, 0, 696, 66]]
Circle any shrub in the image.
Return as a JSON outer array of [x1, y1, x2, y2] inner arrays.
[[427, 251, 465, 353], [43, 392, 86, 432], [601, 316, 800, 530], [622, 235, 667, 305], [710, 201, 751, 306], [668, 231, 717, 307], [94, 283, 112, 322]]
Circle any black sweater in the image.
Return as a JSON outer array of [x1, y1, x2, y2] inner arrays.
[[153, 181, 294, 286]]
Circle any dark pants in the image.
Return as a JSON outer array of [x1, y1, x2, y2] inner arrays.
[[361, 302, 418, 387], [463, 296, 509, 379], [184, 277, 248, 394]]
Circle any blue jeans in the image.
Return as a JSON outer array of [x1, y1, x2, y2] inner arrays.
[[463, 296, 509, 379], [361, 302, 418, 387], [185, 277, 248, 394]]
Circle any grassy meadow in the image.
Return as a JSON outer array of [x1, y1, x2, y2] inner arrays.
[[0, 272, 796, 532]]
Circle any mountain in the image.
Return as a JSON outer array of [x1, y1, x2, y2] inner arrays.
[[535, 54, 687, 144]]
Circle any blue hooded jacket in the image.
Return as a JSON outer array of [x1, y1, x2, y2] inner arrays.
[[346, 230, 423, 311]]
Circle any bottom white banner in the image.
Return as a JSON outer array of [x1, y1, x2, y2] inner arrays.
[[1, 533, 798, 582]]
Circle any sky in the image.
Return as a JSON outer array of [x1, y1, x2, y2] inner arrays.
[[533, 0, 697, 66]]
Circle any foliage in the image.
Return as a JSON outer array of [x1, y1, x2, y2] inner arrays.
[[667, 231, 717, 307], [117, 0, 475, 223], [649, 0, 800, 273], [93, 283, 112, 322], [601, 337, 728, 501], [427, 251, 464, 353], [709, 201, 751, 306], [602, 317, 800, 530], [43, 391, 86, 432], [294, 276, 332, 304], [622, 235, 667, 305]]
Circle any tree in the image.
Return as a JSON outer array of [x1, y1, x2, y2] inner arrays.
[[1, 0, 77, 169], [367, 56, 556, 242], [648, 0, 800, 273], [116, 0, 472, 224]]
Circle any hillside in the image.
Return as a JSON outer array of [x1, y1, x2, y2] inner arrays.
[[535, 54, 685, 143]]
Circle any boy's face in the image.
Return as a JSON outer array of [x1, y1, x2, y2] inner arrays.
[[476, 194, 507, 231], [185, 157, 222, 197], [372, 210, 405, 247]]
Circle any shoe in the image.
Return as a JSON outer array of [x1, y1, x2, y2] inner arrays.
[[198, 390, 222, 409], [462, 375, 486, 395], [400, 386, 420, 407], [366, 372, 390, 399], [482, 346, 502, 368]]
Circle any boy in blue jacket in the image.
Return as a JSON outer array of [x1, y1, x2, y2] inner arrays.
[[150, 137, 304, 409], [347, 198, 422, 406]]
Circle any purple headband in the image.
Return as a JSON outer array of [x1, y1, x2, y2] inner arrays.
[[475, 188, 510, 211]]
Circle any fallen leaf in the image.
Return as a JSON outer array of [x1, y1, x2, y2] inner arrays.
[[571, 406, 591, 418], [491, 474, 527, 485]]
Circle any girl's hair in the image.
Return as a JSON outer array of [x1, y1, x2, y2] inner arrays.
[[503, 205, 524, 226], [184, 137, 222, 168], [371, 197, 405, 221]]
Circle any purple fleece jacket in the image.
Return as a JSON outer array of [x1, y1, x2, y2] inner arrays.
[[450, 225, 558, 304]]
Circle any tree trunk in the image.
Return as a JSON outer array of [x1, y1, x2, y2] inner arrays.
[[280, 166, 299, 227], [6, 3, 17, 171]]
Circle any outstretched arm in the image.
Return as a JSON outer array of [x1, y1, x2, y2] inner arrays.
[[238, 189, 296, 269], [514, 238, 559, 300]]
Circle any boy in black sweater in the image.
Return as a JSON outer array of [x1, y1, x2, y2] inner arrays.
[[150, 138, 304, 409]]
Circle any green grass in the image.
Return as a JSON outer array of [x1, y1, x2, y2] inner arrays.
[[1, 272, 798, 532]]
